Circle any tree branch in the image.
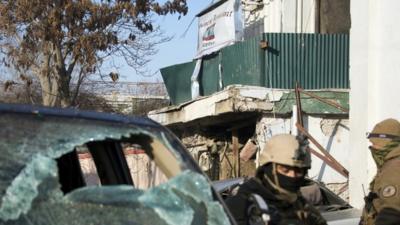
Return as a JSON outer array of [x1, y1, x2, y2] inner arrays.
[[66, 55, 79, 76], [71, 68, 86, 105]]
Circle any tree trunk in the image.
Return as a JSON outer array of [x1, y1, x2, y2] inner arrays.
[[39, 73, 59, 107], [59, 74, 71, 107], [38, 73, 71, 107], [37, 50, 57, 106], [54, 42, 71, 108], [37, 43, 72, 107]]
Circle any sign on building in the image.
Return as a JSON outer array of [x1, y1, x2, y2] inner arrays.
[[196, 0, 243, 58]]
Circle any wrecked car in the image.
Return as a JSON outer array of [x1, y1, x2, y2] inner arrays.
[[0, 104, 234, 225]]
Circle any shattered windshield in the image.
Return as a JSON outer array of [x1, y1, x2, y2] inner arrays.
[[0, 113, 230, 224]]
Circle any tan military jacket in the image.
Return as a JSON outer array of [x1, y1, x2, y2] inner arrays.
[[360, 147, 400, 225]]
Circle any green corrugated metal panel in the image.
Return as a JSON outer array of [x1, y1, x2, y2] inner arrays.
[[200, 54, 221, 96], [160, 61, 195, 105], [221, 34, 265, 87], [264, 33, 349, 89], [274, 91, 349, 114], [160, 33, 349, 105]]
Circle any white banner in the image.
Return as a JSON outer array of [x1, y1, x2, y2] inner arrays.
[[196, 0, 243, 58]]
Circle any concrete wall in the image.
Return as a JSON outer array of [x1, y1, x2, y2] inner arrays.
[[307, 117, 349, 184], [261, 0, 316, 33], [243, 0, 316, 33], [349, 0, 400, 208], [243, 0, 350, 34], [255, 115, 350, 184], [319, 0, 350, 34]]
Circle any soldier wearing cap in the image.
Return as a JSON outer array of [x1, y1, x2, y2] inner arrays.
[[360, 119, 400, 225], [225, 134, 327, 225]]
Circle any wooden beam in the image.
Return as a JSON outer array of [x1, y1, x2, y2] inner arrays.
[[308, 146, 348, 178], [232, 129, 240, 177], [296, 123, 349, 178], [295, 82, 304, 126], [294, 83, 348, 178]]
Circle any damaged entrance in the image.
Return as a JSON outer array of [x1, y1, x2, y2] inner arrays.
[[149, 85, 350, 199], [180, 115, 258, 180]]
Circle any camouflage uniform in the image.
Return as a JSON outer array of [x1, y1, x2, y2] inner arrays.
[[360, 119, 400, 225]]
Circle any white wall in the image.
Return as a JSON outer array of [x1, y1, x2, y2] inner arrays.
[[255, 116, 349, 184], [306, 117, 349, 184], [349, 0, 400, 208], [262, 0, 315, 33]]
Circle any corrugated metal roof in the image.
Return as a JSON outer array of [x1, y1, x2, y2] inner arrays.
[[222, 35, 265, 87], [201, 54, 221, 95], [160, 33, 349, 105], [264, 33, 349, 89], [160, 61, 195, 105]]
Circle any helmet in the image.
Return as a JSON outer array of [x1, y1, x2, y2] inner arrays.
[[368, 118, 400, 148], [259, 134, 311, 168]]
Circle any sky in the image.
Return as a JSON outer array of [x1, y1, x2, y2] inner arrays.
[[116, 1, 214, 83]]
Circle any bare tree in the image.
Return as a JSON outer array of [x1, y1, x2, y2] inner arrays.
[[0, 0, 187, 107]]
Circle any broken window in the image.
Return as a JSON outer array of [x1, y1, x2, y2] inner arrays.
[[77, 140, 168, 189], [0, 112, 230, 225]]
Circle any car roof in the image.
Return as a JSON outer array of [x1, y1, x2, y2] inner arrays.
[[0, 104, 189, 157], [0, 103, 159, 128]]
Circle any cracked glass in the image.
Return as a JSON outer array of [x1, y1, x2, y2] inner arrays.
[[0, 113, 230, 225]]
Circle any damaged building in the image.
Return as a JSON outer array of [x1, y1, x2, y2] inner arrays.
[[149, 86, 349, 197], [149, 0, 351, 198]]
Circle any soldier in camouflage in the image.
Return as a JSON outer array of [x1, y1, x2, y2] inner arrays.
[[360, 118, 400, 225], [225, 134, 327, 225]]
